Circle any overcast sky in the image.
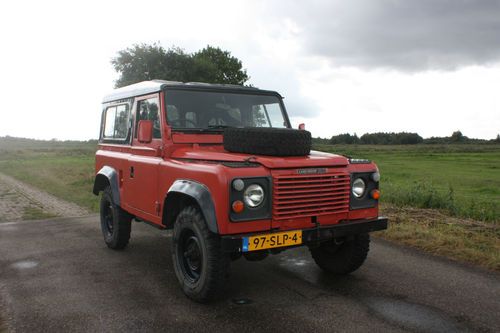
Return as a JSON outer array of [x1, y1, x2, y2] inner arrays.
[[0, 0, 499, 140]]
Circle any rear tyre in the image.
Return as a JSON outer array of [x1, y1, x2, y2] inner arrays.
[[310, 233, 370, 274], [100, 186, 132, 249], [172, 206, 230, 303]]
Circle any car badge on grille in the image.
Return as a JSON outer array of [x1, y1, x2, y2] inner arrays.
[[297, 168, 327, 175]]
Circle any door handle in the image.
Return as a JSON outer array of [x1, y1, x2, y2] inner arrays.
[[130, 166, 134, 178]]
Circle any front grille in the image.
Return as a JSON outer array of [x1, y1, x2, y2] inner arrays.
[[272, 172, 350, 220]]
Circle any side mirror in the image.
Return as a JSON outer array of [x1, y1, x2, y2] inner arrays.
[[138, 120, 153, 143], [298, 123, 305, 130]]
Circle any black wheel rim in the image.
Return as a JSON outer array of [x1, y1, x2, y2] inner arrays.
[[179, 231, 203, 283], [103, 201, 114, 236]]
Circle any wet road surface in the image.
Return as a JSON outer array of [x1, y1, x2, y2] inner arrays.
[[0, 216, 499, 332]]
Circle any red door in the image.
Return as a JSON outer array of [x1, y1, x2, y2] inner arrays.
[[124, 94, 163, 221]]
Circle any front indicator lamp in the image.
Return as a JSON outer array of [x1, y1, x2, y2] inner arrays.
[[243, 184, 265, 207], [352, 178, 366, 198], [232, 200, 244, 213], [371, 189, 380, 200]]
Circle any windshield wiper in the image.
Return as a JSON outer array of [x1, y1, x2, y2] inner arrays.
[[172, 125, 240, 133], [206, 125, 235, 129]]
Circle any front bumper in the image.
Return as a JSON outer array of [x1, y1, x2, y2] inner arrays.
[[221, 217, 388, 253]]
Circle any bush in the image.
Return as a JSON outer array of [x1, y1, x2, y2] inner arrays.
[[359, 132, 423, 145], [330, 133, 360, 144], [312, 137, 330, 145]]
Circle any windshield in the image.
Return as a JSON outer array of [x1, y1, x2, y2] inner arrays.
[[165, 89, 289, 131]]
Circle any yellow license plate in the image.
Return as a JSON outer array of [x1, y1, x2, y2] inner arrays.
[[242, 230, 302, 252]]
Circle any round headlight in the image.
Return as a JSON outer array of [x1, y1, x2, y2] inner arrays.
[[352, 178, 366, 198], [243, 184, 265, 207]]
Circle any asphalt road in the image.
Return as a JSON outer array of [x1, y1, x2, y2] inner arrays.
[[0, 216, 499, 333]]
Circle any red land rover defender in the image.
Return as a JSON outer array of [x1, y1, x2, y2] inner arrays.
[[93, 80, 387, 302]]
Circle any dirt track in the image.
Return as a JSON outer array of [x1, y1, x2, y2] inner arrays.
[[0, 172, 89, 222]]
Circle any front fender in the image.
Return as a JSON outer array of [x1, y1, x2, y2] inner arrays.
[[166, 179, 218, 233]]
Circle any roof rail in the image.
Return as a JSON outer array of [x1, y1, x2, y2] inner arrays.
[[186, 82, 258, 89]]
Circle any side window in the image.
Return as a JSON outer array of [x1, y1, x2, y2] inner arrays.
[[136, 97, 161, 139], [103, 107, 116, 138], [103, 104, 130, 140]]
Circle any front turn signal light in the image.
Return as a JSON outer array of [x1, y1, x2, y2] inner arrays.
[[371, 189, 380, 200], [232, 200, 245, 213]]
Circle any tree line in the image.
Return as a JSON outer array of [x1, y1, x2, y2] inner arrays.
[[315, 131, 500, 145]]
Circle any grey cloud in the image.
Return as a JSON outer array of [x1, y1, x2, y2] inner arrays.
[[280, 0, 500, 71]]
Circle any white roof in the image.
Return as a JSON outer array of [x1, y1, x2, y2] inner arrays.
[[102, 80, 275, 103], [102, 80, 181, 103]]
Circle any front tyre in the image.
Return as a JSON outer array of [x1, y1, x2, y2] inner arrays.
[[100, 186, 132, 249], [310, 233, 370, 275], [172, 206, 229, 303]]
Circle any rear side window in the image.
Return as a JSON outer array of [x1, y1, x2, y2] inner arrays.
[[103, 104, 130, 140]]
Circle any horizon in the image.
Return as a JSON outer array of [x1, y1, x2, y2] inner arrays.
[[2, 130, 498, 143]]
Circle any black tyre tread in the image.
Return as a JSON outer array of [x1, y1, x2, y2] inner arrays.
[[223, 127, 311, 156], [100, 186, 132, 250], [172, 206, 230, 303], [310, 233, 370, 275]]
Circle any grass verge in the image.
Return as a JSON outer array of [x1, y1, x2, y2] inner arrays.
[[379, 203, 500, 271], [22, 207, 58, 220]]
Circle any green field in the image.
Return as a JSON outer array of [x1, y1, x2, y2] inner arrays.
[[0, 137, 499, 270], [315, 144, 500, 223]]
